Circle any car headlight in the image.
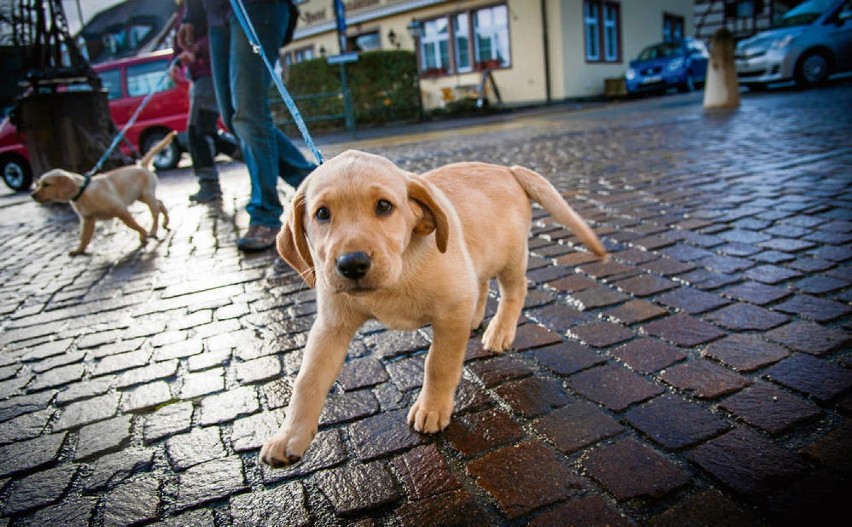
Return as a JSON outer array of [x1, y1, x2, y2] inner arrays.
[[625, 68, 636, 80], [771, 34, 794, 49], [668, 58, 684, 71]]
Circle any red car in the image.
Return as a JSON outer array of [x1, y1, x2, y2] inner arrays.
[[1, 49, 236, 191]]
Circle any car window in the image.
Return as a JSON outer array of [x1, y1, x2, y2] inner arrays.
[[775, 0, 834, 27], [637, 43, 683, 61], [99, 68, 123, 100], [127, 59, 175, 97]]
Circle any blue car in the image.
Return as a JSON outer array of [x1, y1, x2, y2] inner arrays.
[[625, 38, 710, 94]]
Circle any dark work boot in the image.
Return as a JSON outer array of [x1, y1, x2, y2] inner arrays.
[[189, 180, 222, 203]]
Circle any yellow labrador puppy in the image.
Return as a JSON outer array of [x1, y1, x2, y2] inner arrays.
[[31, 132, 174, 256], [261, 149, 607, 467]]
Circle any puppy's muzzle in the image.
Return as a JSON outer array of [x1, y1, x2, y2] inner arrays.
[[336, 251, 371, 280]]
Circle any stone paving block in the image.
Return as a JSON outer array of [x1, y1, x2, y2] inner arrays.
[[467, 355, 531, 387], [261, 429, 348, 483], [570, 286, 629, 310], [625, 394, 730, 449], [794, 274, 849, 294], [0, 408, 52, 445], [532, 399, 622, 454], [543, 273, 599, 293], [117, 359, 179, 388], [512, 323, 563, 350], [689, 428, 808, 495], [642, 314, 726, 348], [102, 474, 160, 527], [493, 376, 568, 418], [26, 363, 84, 392], [720, 281, 792, 305], [180, 367, 225, 399], [579, 260, 638, 280], [30, 350, 85, 374], [198, 385, 259, 425], [743, 264, 802, 284], [230, 410, 285, 453], [801, 420, 852, 473], [528, 496, 635, 527], [660, 359, 751, 399], [648, 489, 766, 527], [764, 321, 850, 355], [658, 287, 730, 314], [704, 303, 789, 331], [582, 438, 689, 501], [314, 461, 402, 517], [386, 355, 425, 392], [349, 409, 425, 461], [0, 391, 56, 424], [444, 408, 524, 458], [0, 465, 76, 516], [467, 441, 582, 519], [175, 456, 246, 511], [364, 330, 430, 359], [392, 444, 461, 500], [75, 414, 133, 461], [773, 293, 851, 322], [719, 382, 822, 435], [84, 447, 155, 491], [615, 274, 678, 297], [531, 341, 606, 376], [120, 380, 173, 412], [143, 401, 193, 444], [524, 303, 592, 333], [53, 392, 120, 431], [339, 357, 389, 391], [14, 496, 98, 527], [611, 338, 686, 374], [764, 354, 852, 402], [702, 334, 789, 372], [320, 389, 380, 426], [235, 355, 282, 385], [166, 426, 227, 471], [395, 488, 490, 527], [603, 299, 668, 325], [230, 484, 312, 527], [567, 363, 664, 411], [568, 321, 634, 348]]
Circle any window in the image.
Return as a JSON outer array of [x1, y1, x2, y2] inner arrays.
[[349, 31, 381, 52], [453, 13, 472, 72], [127, 60, 174, 97], [416, 4, 511, 75], [583, 1, 621, 63], [420, 18, 450, 73], [473, 5, 510, 68], [663, 13, 685, 42], [99, 68, 123, 100]]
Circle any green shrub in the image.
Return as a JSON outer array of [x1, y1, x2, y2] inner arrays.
[[275, 50, 420, 133]]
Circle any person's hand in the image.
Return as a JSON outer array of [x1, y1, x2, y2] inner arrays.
[[177, 23, 195, 49], [177, 50, 195, 66]]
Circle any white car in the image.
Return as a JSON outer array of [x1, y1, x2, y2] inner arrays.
[[735, 0, 852, 89]]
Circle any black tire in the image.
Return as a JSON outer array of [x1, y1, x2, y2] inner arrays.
[[795, 51, 830, 88], [142, 130, 181, 171], [1, 154, 33, 191], [743, 83, 769, 92]]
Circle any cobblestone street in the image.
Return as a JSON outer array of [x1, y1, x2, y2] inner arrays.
[[0, 82, 850, 526]]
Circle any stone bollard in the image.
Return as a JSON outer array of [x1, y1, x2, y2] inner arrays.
[[703, 28, 740, 110]]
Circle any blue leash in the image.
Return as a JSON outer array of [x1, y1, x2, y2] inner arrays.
[[85, 63, 175, 178], [229, 0, 324, 165]]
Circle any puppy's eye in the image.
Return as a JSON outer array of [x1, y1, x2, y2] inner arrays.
[[315, 206, 330, 222], [375, 199, 393, 216]]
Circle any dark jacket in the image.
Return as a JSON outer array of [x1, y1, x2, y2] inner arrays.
[[175, 0, 212, 79]]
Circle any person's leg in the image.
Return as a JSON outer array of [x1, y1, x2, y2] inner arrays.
[[208, 23, 234, 133], [228, 0, 288, 233], [277, 129, 317, 188], [188, 77, 222, 202]]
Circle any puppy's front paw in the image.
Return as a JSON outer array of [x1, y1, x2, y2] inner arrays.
[[407, 394, 453, 433], [69, 249, 86, 257], [482, 321, 516, 352], [259, 427, 315, 468]]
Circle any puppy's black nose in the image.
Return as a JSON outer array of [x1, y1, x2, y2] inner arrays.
[[336, 252, 371, 280]]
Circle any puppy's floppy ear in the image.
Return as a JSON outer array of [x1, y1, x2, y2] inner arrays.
[[277, 190, 316, 288], [407, 175, 449, 253]]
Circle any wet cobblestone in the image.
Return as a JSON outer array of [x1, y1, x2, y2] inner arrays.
[[0, 83, 850, 525]]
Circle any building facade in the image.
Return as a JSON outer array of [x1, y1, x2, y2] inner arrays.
[[286, 0, 695, 109]]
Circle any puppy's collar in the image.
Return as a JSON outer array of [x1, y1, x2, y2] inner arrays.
[[71, 174, 92, 202]]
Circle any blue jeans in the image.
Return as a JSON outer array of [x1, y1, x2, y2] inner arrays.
[[208, 1, 316, 229]]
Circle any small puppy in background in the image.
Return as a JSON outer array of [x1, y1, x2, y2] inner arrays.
[[31, 132, 174, 256], [260, 150, 607, 468]]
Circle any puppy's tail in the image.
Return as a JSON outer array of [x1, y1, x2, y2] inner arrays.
[[140, 131, 178, 170], [509, 165, 608, 259]]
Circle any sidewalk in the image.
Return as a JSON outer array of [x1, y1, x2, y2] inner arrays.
[[0, 83, 850, 526]]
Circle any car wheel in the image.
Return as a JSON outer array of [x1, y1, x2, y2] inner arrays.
[[795, 51, 830, 88], [1, 155, 33, 191], [142, 131, 181, 171]]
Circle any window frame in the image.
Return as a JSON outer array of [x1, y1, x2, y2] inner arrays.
[[663, 12, 685, 43], [583, 0, 622, 64]]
